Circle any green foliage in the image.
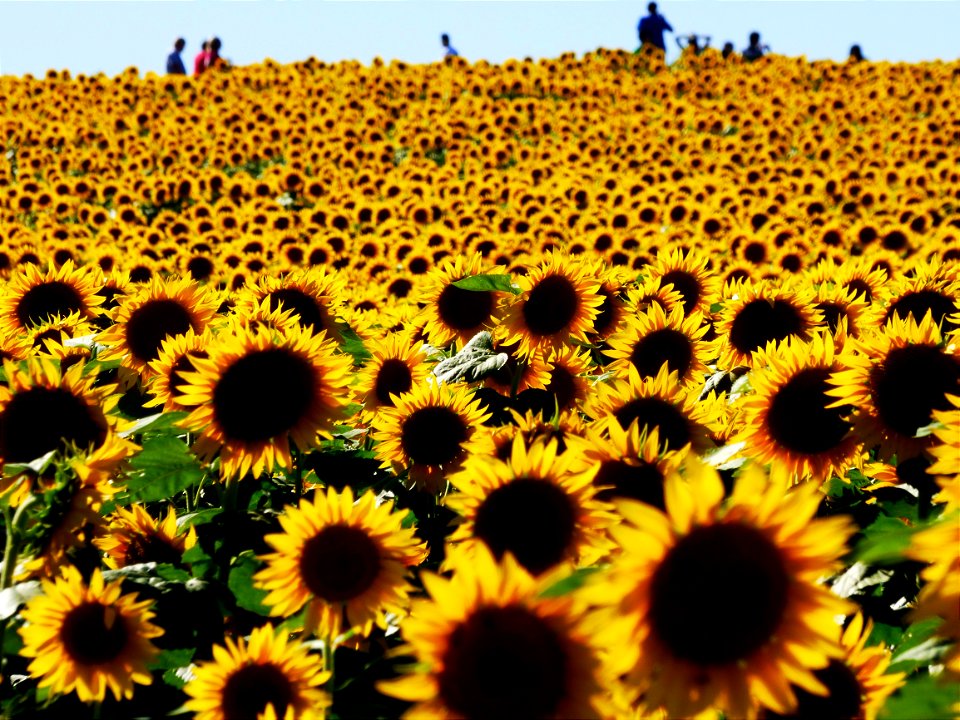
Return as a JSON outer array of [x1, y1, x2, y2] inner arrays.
[[451, 273, 521, 294], [121, 436, 205, 504]]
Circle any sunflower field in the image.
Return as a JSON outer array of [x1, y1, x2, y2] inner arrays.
[[0, 46, 957, 719]]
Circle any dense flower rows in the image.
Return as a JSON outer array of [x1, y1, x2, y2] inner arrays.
[[0, 47, 957, 718]]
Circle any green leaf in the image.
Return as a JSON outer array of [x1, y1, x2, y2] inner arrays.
[[880, 674, 960, 720], [867, 621, 903, 650], [451, 273, 521, 294], [149, 647, 195, 671], [854, 515, 920, 565], [3, 449, 58, 477], [122, 435, 204, 503], [336, 321, 372, 366], [889, 618, 946, 674], [228, 552, 271, 615], [539, 566, 604, 598], [118, 410, 189, 438]]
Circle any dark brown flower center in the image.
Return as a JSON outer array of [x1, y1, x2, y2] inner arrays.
[[522, 274, 580, 336], [16, 280, 86, 328], [299, 524, 381, 602], [660, 269, 701, 315], [437, 285, 494, 332], [650, 522, 789, 665], [213, 349, 318, 443], [613, 397, 691, 452], [374, 359, 413, 406], [0, 387, 107, 463], [125, 533, 185, 567], [438, 606, 569, 719], [221, 663, 295, 720], [728, 299, 806, 357], [400, 405, 469, 466], [267, 288, 331, 335], [60, 602, 129, 665], [872, 345, 960, 437], [766, 368, 852, 455], [125, 299, 195, 364], [884, 290, 958, 333], [762, 659, 862, 719], [593, 459, 665, 509], [630, 328, 694, 381], [473, 478, 576, 575]]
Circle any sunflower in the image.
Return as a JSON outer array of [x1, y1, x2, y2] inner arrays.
[[811, 282, 874, 340], [498, 254, 603, 357], [179, 324, 354, 479], [715, 280, 821, 369], [145, 330, 211, 413], [235, 267, 347, 340], [418, 254, 505, 349], [255, 486, 427, 639], [446, 437, 612, 576], [0, 261, 102, 335], [184, 624, 330, 720], [372, 382, 492, 493], [827, 313, 960, 461], [604, 304, 714, 386], [355, 332, 429, 418], [926, 393, 960, 480], [906, 475, 960, 678], [95, 504, 197, 568], [878, 263, 960, 334], [647, 248, 719, 318], [18, 566, 162, 702], [739, 334, 862, 484], [0, 359, 134, 499], [489, 408, 588, 460], [566, 417, 683, 511], [97, 277, 219, 378], [585, 364, 723, 455], [584, 459, 855, 718], [759, 613, 905, 720], [377, 545, 612, 719], [538, 345, 596, 414], [482, 337, 552, 398], [834, 260, 888, 305], [585, 260, 633, 340]]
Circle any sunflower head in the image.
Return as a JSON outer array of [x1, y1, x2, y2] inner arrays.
[[19, 566, 162, 702]]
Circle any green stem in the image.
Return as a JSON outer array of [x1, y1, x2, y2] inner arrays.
[[222, 474, 239, 513], [0, 494, 36, 692], [292, 447, 303, 501]]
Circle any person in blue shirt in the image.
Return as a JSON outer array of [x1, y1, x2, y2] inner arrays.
[[638, 3, 673, 52], [742, 32, 769, 62], [441, 33, 459, 58], [166, 38, 187, 75]]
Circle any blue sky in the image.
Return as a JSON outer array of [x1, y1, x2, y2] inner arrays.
[[0, 1, 958, 77]]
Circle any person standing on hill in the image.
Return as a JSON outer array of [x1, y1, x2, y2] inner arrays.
[[638, 2, 673, 53], [166, 38, 187, 75], [441, 33, 459, 58], [194, 40, 211, 75], [742, 31, 768, 62]]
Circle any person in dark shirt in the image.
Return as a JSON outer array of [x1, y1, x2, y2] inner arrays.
[[441, 33, 459, 58], [638, 2, 673, 52], [742, 32, 768, 62], [721, 41, 736, 59], [848, 44, 865, 62], [166, 38, 187, 75]]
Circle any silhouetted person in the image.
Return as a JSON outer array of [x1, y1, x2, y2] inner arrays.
[[209, 37, 225, 69], [677, 33, 710, 55], [721, 41, 735, 59], [849, 44, 865, 62], [441, 33, 459, 57], [638, 2, 673, 52], [742, 31, 768, 62], [167, 38, 187, 75], [194, 40, 211, 75]]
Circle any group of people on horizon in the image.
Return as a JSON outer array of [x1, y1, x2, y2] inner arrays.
[[166, 37, 227, 76], [639, 2, 865, 63]]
